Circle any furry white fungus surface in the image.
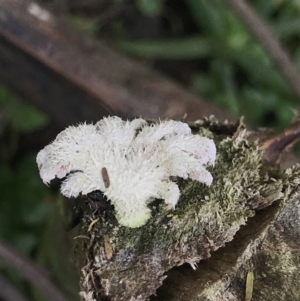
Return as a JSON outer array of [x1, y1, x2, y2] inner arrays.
[[36, 117, 216, 228]]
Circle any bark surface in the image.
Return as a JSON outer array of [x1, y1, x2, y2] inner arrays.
[[74, 119, 300, 301]]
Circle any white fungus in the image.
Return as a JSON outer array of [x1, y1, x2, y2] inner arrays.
[[36, 117, 216, 228]]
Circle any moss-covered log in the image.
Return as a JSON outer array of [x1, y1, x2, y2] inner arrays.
[[152, 166, 300, 301], [73, 118, 298, 301]]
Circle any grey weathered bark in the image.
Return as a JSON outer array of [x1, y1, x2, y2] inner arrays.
[[73, 118, 300, 301]]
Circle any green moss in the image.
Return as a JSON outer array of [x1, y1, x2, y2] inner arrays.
[[74, 119, 292, 300]]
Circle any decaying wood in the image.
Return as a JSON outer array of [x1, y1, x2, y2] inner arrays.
[[73, 118, 300, 301], [0, 0, 232, 127], [152, 201, 282, 301], [152, 167, 300, 301]]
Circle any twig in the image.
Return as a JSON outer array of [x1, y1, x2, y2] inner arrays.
[[0, 273, 29, 301], [260, 119, 300, 165], [0, 239, 73, 301], [224, 0, 300, 100]]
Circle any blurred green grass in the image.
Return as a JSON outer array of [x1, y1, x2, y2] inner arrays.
[[111, 0, 299, 129], [0, 84, 50, 258]]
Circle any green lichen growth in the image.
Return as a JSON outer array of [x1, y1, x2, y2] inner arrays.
[[75, 119, 291, 301]]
